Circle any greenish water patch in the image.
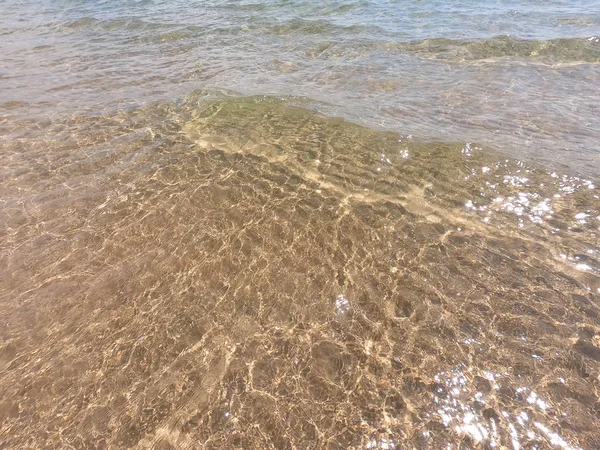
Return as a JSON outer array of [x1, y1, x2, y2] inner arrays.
[[389, 36, 600, 63]]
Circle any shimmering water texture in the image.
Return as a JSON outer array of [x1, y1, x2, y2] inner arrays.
[[1, 95, 599, 448]]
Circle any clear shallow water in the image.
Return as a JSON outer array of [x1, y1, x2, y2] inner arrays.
[[2, 0, 600, 173], [1, 1, 600, 449]]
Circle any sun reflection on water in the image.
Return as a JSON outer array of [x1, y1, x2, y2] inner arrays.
[[458, 156, 598, 275], [427, 367, 582, 450]]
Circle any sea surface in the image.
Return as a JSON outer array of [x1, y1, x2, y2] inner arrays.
[[1, 1, 600, 449]]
